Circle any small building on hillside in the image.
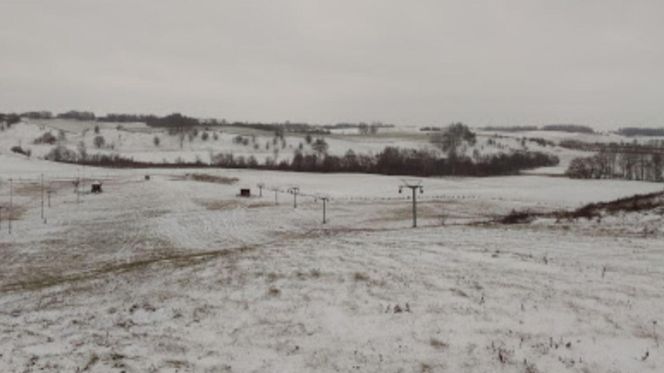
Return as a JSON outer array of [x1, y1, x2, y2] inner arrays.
[[91, 181, 103, 193]]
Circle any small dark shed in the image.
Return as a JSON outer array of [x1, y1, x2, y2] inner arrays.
[[91, 181, 103, 193], [239, 188, 251, 197]]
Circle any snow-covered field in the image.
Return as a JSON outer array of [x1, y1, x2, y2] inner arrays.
[[1, 148, 663, 372], [2, 120, 432, 165], [3, 120, 572, 168], [476, 128, 664, 146]]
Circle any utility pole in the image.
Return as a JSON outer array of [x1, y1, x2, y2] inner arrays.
[[76, 169, 81, 204], [257, 183, 265, 197], [9, 178, 13, 234], [274, 188, 279, 205], [399, 180, 424, 228], [47, 188, 52, 208], [317, 196, 330, 224], [287, 186, 300, 208], [40, 174, 44, 221]]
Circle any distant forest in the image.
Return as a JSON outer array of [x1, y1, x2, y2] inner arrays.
[[480, 126, 539, 132], [617, 127, 664, 137], [480, 124, 595, 134], [566, 142, 664, 182], [0, 113, 21, 126], [2, 110, 395, 135], [45, 143, 558, 178]]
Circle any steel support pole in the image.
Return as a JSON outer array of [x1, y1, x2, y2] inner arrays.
[[412, 187, 417, 228]]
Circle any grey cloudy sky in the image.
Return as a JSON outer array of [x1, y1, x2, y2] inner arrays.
[[1, 0, 663, 128]]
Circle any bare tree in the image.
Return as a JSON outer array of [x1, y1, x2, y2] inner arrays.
[[430, 122, 476, 157]]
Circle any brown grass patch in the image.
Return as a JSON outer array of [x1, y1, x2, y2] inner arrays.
[[247, 202, 273, 209], [142, 209, 170, 218], [0, 204, 28, 220], [13, 182, 42, 197], [195, 199, 273, 211], [1, 245, 255, 292], [374, 201, 447, 222], [195, 199, 243, 210], [353, 272, 370, 281], [5, 179, 74, 198], [497, 191, 664, 225]]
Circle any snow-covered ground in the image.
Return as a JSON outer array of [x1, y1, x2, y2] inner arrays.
[[1, 151, 663, 371]]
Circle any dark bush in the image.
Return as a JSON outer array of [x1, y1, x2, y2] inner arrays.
[[33, 132, 57, 145], [93, 135, 106, 149], [57, 110, 95, 121], [618, 127, 664, 137], [499, 210, 537, 224], [45, 145, 77, 162], [541, 124, 594, 134], [11, 145, 31, 157]]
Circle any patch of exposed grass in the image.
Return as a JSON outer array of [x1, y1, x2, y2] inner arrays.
[[14, 183, 43, 197], [0, 203, 28, 221], [374, 201, 447, 223], [81, 353, 99, 371], [496, 191, 664, 225], [1, 245, 255, 292], [195, 199, 242, 211]]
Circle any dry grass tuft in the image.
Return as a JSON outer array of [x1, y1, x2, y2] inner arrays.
[[450, 288, 469, 298], [81, 353, 99, 371], [353, 272, 370, 281], [429, 338, 449, 350]]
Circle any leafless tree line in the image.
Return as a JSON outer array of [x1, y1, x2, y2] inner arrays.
[[567, 148, 664, 181]]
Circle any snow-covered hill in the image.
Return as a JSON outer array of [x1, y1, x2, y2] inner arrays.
[[1, 122, 663, 372]]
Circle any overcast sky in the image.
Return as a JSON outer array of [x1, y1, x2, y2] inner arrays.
[[1, 1, 663, 128]]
